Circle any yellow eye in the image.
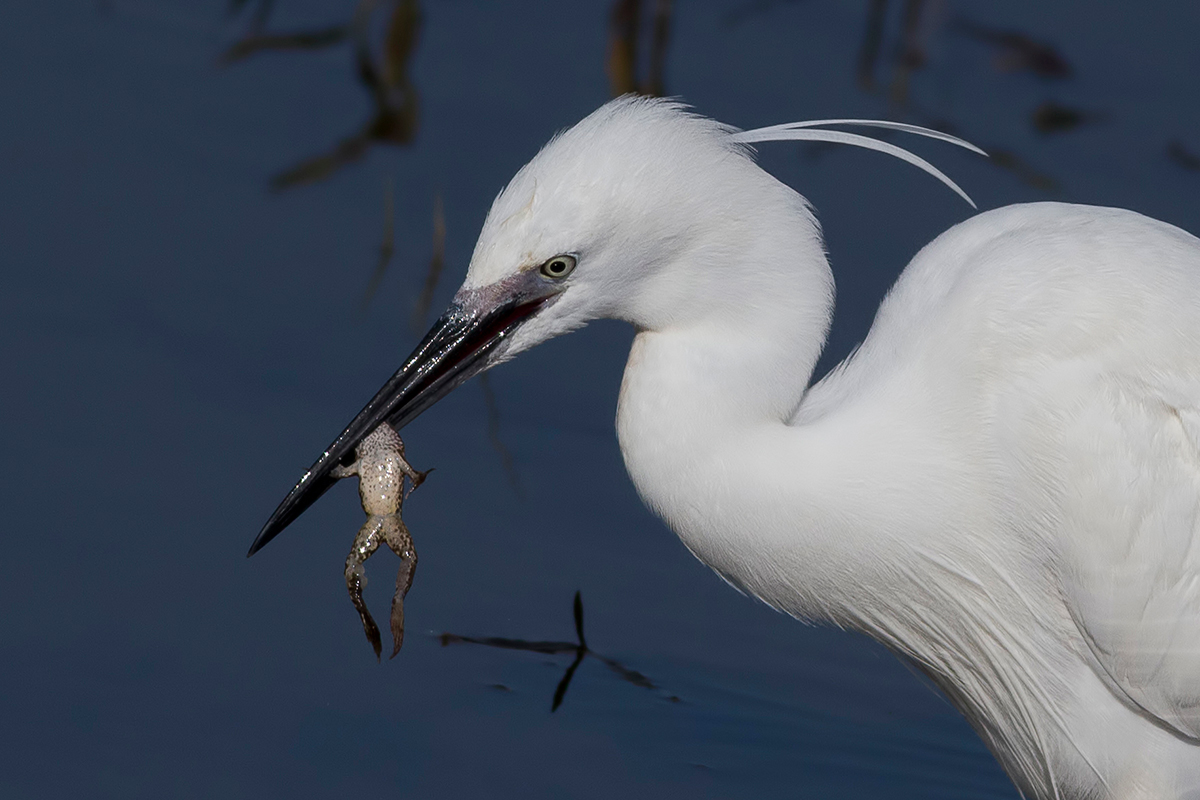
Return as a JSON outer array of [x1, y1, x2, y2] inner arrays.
[[540, 254, 577, 279]]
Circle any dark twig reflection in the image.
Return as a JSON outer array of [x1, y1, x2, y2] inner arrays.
[[851, 0, 932, 112], [986, 148, 1059, 193], [272, 0, 421, 189], [225, 0, 423, 190], [723, 0, 807, 28], [439, 591, 679, 711], [918, 118, 1059, 192], [855, 0, 888, 90], [228, 0, 275, 34], [360, 178, 395, 312], [1167, 141, 1200, 172], [848, 3, 1066, 193], [951, 17, 1072, 79], [220, 24, 349, 64], [646, 0, 671, 97], [224, 0, 346, 63], [607, 0, 672, 97], [412, 193, 445, 330], [1030, 101, 1099, 135], [887, 0, 927, 110], [478, 372, 523, 499]]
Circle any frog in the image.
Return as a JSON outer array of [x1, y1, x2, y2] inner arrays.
[[331, 422, 429, 659]]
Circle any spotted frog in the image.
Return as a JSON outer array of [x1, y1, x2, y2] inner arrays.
[[331, 423, 429, 659]]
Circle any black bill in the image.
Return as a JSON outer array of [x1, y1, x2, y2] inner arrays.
[[248, 283, 556, 556]]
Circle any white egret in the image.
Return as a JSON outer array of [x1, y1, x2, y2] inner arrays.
[[252, 97, 1200, 798]]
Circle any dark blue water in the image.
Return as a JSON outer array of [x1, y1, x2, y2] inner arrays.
[[3, 1, 1199, 797]]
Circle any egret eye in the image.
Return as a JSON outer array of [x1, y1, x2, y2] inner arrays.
[[540, 254, 577, 279]]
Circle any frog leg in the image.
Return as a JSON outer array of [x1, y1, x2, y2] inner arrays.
[[345, 515, 386, 660], [380, 515, 417, 657], [399, 461, 431, 499], [330, 460, 359, 480]]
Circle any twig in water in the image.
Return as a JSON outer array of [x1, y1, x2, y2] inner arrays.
[[855, 0, 888, 91], [412, 192, 445, 329], [439, 592, 679, 711], [360, 178, 396, 313], [480, 372, 523, 499], [1167, 141, 1200, 171]]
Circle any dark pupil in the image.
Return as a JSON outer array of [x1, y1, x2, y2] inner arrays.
[[550, 261, 564, 273]]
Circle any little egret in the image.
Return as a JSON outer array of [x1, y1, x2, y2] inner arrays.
[[252, 97, 1200, 798]]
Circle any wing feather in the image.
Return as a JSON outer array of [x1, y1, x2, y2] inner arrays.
[[1058, 379, 1200, 739]]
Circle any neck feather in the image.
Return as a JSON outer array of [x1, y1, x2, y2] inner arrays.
[[611, 204, 1090, 795], [614, 195, 959, 626]]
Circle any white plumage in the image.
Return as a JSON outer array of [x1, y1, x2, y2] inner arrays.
[[467, 98, 1200, 798], [259, 95, 1200, 797]]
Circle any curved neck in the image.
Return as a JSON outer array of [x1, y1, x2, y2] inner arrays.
[[617, 200, 851, 615], [613, 199, 959, 626], [612, 197, 1103, 794]]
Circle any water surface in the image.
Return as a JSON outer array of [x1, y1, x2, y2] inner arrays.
[[3, 1, 1199, 797]]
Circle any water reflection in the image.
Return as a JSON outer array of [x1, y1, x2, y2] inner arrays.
[[223, 0, 349, 64], [224, 0, 423, 190], [723, 0, 806, 29], [853, 0, 933, 110], [359, 178, 396, 313], [855, 0, 887, 91], [1168, 140, 1200, 171], [1030, 101, 1099, 135], [221, 23, 349, 63], [372, 189, 520, 491], [851, 2, 1070, 193], [411, 193, 446, 329], [227, 0, 273, 32], [479, 372, 524, 498], [10, 0, 1197, 796], [607, 0, 672, 97], [439, 592, 680, 711], [888, 0, 930, 110], [951, 17, 1072, 79], [979, 148, 1058, 193]]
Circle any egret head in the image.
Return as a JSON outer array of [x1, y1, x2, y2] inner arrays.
[[458, 96, 766, 354], [250, 96, 981, 554], [251, 97, 731, 552]]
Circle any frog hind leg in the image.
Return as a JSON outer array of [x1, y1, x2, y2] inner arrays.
[[381, 515, 417, 658], [345, 516, 386, 660]]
